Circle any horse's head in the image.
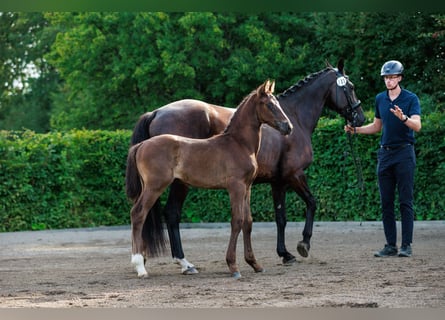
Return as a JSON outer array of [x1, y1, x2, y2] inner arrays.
[[326, 59, 366, 127], [256, 80, 293, 135]]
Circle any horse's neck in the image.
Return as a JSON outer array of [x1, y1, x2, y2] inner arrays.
[[224, 100, 261, 154], [280, 71, 333, 134]]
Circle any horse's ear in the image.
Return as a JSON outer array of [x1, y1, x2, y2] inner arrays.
[[270, 80, 275, 93], [337, 58, 345, 75]]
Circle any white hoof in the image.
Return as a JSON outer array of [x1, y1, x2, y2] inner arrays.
[[131, 254, 148, 277]]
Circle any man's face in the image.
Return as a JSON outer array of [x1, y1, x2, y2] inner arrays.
[[383, 75, 401, 90]]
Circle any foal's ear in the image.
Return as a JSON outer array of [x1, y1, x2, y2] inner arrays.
[[260, 79, 271, 95]]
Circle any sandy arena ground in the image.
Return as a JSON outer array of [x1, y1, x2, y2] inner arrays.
[[1, 221, 444, 308]]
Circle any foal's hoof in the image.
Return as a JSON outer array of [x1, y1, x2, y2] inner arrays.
[[183, 266, 199, 275], [131, 254, 148, 278], [297, 241, 310, 258], [232, 271, 242, 279]]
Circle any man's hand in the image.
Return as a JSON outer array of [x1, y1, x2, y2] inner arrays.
[[390, 105, 406, 121]]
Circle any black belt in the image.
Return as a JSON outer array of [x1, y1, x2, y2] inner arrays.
[[380, 144, 412, 151]]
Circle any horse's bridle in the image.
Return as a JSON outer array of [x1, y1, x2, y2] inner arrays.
[[335, 71, 362, 128]]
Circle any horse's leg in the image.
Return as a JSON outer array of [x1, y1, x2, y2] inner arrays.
[[226, 185, 246, 279], [289, 173, 316, 258], [242, 187, 264, 273], [131, 190, 163, 277], [164, 180, 198, 275], [271, 183, 297, 265]]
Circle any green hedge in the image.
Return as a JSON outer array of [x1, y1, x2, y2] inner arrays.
[[0, 130, 131, 231], [1, 117, 444, 232]]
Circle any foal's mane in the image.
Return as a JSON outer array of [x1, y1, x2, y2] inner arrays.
[[222, 89, 258, 134], [277, 67, 332, 98]]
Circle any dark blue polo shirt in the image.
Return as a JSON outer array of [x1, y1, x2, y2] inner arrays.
[[375, 87, 421, 147]]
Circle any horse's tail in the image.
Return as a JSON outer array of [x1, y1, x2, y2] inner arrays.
[[130, 111, 156, 145], [125, 143, 166, 257], [126, 111, 156, 200]]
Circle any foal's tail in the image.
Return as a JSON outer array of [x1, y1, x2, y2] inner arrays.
[[125, 143, 166, 257], [125, 143, 143, 201]]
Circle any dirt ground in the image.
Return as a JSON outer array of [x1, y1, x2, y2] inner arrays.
[[1, 221, 444, 308]]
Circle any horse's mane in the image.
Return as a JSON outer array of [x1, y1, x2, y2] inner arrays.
[[277, 67, 332, 98]]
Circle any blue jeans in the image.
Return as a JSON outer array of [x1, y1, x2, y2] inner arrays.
[[377, 144, 416, 247]]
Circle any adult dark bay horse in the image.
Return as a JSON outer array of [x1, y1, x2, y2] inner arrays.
[[128, 60, 365, 275], [126, 80, 292, 278]]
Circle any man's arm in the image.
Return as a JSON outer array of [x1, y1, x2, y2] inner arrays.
[[344, 117, 382, 135]]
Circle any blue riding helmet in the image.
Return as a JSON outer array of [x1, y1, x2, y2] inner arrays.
[[380, 60, 404, 76]]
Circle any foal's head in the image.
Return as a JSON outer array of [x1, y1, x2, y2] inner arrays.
[[254, 80, 293, 135]]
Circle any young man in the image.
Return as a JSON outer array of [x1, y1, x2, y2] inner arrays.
[[344, 60, 422, 257]]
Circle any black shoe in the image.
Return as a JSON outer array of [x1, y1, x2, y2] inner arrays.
[[398, 245, 412, 257], [374, 244, 398, 257]]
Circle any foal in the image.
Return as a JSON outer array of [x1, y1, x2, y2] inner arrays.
[[126, 80, 292, 278]]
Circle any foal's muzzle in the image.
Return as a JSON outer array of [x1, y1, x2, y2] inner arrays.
[[277, 121, 293, 135]]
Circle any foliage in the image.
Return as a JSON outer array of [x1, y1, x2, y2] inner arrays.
[[2, 12, 443, 132], [1, 110, 443, 232], [0, 12, 59, 132], [0, 129, 131, 231], [42, 12, 314, 130]]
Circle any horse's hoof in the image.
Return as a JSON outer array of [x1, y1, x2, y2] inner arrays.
[[182, 266, 199, 275], [132, 254, 148, 277], [232, 271, 242, 279], [297, 241, 310, 258], [282, 255, 297, 265], [255, 268, 265, 273]]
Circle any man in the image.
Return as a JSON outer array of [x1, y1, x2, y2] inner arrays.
[[345, 60, 422, 257]]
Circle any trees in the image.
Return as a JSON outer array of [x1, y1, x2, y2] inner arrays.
[[0, 12, 58, 132], [45, 12, 315, 130], [310, 12, 445, 114], [0, 12, 443, 132]]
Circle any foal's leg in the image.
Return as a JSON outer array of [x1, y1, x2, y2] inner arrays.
[[242, 188, 264, 273], [271, 183, 297, 264], [131, 189, 163, 277], [165, 180, 198, 274], [226, 185, 246, 279], [289, 173, 316, 258], [130, 195, 151, 277]]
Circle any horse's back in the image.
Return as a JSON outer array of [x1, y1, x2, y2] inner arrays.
[[150, 99, 233, 138]]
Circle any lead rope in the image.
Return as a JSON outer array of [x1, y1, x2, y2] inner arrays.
[[345, 123, 365, 225]]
